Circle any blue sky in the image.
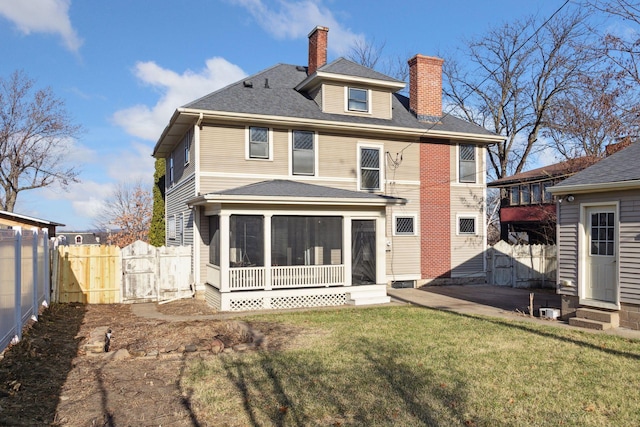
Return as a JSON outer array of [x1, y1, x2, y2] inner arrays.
[[0, 0, 567, 230]]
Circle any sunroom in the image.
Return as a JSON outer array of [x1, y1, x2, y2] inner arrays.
[[188, 180, 406, 311]]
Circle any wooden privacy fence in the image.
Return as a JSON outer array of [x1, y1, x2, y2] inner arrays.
[[486, 241, 557, 289], [53, 244, 121, 303], [0, 228, 50, 354], [52, 241, 192, 304]]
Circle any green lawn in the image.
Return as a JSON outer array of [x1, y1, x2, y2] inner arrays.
[[184, 306, 640, 426]]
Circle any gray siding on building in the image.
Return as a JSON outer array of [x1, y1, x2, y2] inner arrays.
[[557, 201, 579, 295], [166, 175, 196, 248], [557, 189, 640, 303], [619, 193, 640, 304]]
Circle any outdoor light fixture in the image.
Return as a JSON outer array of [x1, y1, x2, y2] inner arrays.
[[566, 195, 575, 202]]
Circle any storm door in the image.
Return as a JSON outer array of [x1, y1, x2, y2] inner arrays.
[[351, 220, 376, 285], [584, 206, 617, 304]]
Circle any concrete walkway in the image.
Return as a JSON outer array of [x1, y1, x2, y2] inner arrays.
[[387, 285, 640, 341], [131, 285, 640, 341]]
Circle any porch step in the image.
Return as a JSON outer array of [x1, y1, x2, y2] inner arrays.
[[569, 308, 619, 330], [346, 289, 391, 306]]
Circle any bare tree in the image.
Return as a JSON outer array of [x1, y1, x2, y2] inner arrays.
[[348, 38, 386, 69], [95, 181, 152, 248], [443, 10, 592, 180], [544, 71, 640, 158], [589, 0, 640, 85], [0, 70, 81, 211]]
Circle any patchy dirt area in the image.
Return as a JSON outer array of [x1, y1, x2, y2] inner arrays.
[[0, 300, 299, 426]]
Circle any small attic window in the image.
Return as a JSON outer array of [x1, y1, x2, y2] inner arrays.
[[348, 87, 369, 112]]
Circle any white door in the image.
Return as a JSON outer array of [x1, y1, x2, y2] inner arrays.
[[584, 206, 617, 304]]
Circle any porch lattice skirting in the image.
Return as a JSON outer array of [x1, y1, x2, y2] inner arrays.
[[205, 283, 389, 311]]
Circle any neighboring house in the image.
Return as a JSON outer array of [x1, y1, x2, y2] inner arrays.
[[0, 210, 64, 237], [488, 157, 599, 244], [57, 232, 103, 246], [550, 142, 640, 330], [152, 26, 503, 311]]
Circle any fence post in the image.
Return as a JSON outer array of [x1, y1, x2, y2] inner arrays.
[[32, 228, 39, 320], [13, 227, 22, 342], [43, 228, 50, 306]]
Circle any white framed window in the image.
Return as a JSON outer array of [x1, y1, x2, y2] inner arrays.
[[358, 144, 383, 191], [457, 215, 477, 235], [393, 214, 417, 236], [183, 129, 192, 165], [75, 235, 83, 245], [291, 130, 316, 175], [247, 126, 271, 160], [169, 153, 174, 185], [168, 215, 176, 240], [346, 87, 369, 112], [459, 144, 477, 183]]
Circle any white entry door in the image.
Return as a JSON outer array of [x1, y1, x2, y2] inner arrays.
[[584, 206, 617, 304]]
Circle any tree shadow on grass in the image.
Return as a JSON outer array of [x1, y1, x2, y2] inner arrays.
[[217, 340, 482, 426], [0, 303, 86, 426], [417, 305, 640, 361]]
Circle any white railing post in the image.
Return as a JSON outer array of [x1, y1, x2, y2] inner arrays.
[[343, 217, 352, 286], [264, 215, 272, 291], [13, 227, 22, 342], [220, 213, 230, 293]]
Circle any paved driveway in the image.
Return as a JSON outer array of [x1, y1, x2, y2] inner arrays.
[[387, 285, 561, 318]]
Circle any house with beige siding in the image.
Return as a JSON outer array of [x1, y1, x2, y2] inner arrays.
[[152, 26, 503, 311], [550, 142, 640, 330]]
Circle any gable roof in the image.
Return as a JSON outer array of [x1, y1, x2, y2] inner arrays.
[[187, 180, 406, 207], [488, 156, 600, 187], [154, 58, 502, 157], [0, 210, 64, 236], [318, 57, 404, 83], [550, 143, 640, 194]]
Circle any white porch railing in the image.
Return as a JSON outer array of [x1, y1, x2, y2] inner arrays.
[[229, 266, 266, 290], [272, 265, 344, 288], [227, 264, 345, 291]]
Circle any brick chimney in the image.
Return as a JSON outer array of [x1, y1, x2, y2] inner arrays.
[[408, 54, 444, 122], [308, 26, 329, 75]]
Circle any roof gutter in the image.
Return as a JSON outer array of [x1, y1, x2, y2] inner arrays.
[[174, 108, 506, 143], [549, 179, 640, 195], [187, 193, 407, 208]]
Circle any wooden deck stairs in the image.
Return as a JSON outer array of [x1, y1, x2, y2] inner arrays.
[[569, 308, 619, 330]]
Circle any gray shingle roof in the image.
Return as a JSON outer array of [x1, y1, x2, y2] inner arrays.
[[183, 60, 496, 136], [553, 143, 640, 189], [212, 179, 404, 202], [319, 57, 404, 83]]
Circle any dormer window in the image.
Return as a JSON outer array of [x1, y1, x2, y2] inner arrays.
[[347, 87, 369, 112]]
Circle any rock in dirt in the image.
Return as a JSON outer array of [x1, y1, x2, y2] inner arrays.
[[184, 344, 197, 353], [109, 348, 130, 361], [211, 338, 224, 354]]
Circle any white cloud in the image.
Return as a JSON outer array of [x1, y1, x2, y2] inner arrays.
[[228, 0, 364, 55], [0, 0, 82, 52], [105, 141, 155, 183], [112, 58, 246, 141]]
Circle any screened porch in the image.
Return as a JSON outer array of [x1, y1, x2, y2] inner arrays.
[[206, 214, 378, 292]]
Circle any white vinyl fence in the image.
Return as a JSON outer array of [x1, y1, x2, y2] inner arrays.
[[486, 241, 557, 289], [0, 228, 50, 354]]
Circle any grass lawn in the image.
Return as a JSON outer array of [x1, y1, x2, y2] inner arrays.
[[184, 306, 640, 426]]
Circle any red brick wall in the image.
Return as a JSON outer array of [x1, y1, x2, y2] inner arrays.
[[420, 141, 451, 278], [308, 26, 328, 75], [408, 55, 444, 120]]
